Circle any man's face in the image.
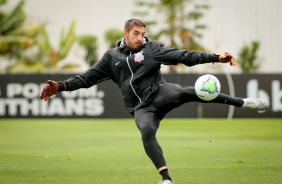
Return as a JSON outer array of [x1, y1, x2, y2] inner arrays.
[[124, 25, 145, 50]]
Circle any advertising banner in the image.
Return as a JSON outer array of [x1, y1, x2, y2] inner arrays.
[[0, 74, 281, 118], [201, 74, 282, 118]]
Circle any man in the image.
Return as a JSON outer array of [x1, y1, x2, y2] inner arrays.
[[39, 19, 269, 184]]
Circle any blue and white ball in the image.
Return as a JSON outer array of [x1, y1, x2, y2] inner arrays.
[[195, 74, 221, 101]]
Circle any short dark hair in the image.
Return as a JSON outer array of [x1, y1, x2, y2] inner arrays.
[[124, 19, 146, 32]]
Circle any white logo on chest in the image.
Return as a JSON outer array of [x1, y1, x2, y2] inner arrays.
[[134, 51, 144, 63]]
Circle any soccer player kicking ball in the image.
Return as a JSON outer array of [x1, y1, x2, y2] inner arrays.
[[40, 19, 269, 184]]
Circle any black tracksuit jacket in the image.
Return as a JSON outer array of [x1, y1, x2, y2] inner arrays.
[[64, 37, 219, 114]]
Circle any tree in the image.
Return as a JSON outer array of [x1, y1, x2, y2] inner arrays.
[[0, 0, 45, 73], [6, 20, 78, 73], [0, 0, 97, 73], [237, 41, 261, 73], [133, 0, 210, 72], [0, 0, 40, 56], [104, 28, 123, 48], [78, 34, 98, 66]]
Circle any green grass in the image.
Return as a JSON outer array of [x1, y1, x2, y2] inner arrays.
[[0, 119, 281, 184]]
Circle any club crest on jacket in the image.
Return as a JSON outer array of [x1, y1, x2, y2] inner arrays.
[[134, 51, 144, 62]]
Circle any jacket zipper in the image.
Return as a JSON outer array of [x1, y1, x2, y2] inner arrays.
[[126, 56, 142, 105]]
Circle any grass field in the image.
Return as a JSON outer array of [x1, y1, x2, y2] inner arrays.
[[0, 118, 281, 184]]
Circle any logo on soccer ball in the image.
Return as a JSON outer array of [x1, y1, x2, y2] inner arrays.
[[134, 51, 144, 62], [201, 77, 219, 94]]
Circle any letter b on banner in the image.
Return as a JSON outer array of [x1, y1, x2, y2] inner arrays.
[[272, 80, 282, 112], [247, 79, 282, 112]]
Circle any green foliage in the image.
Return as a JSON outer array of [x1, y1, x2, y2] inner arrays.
[[78, 35, 98, 66], [0, 0, 25, 35], [39, 20, 77, 72], [133, 0, 209, 72], [0, 1, 98, 73], [6, 21, 78, 73], [237, 41, 261, 73], [0, 0, 38, 56], [0, 0, 45, 73], [0, 0, 7, 5], [104, 28, 123, 48], [133, 0, 209, 50], [58, 21, 76, 60]]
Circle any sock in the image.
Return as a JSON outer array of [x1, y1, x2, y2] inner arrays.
[[213, 94, 244, 107], [159, 169, 172, 181]]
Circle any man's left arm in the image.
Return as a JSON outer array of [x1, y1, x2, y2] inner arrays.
[[153, 43, 236, 66]]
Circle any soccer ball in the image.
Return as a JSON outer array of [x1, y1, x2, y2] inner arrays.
[[195, 74, 221, 101]]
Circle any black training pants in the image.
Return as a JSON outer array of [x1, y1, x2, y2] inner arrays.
[[134, 83, 244, 169]]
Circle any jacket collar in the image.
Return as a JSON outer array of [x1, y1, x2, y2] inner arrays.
[[117, 37, 148, 53]]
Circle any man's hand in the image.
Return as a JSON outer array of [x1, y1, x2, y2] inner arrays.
[[217, 52, 237, 66], [39, 80, 59, 101]]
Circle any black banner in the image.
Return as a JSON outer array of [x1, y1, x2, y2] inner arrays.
[[0, 74, 281, 118], [201, 74, 282, 118]]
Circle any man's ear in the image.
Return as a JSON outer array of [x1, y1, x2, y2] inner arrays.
[[123, 30, 128, 37]]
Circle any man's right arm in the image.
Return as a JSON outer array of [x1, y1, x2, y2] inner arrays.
[[39, 51, 113, 101]]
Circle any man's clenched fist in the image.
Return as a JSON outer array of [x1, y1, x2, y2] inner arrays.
[[219, 52, 237, 66]]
